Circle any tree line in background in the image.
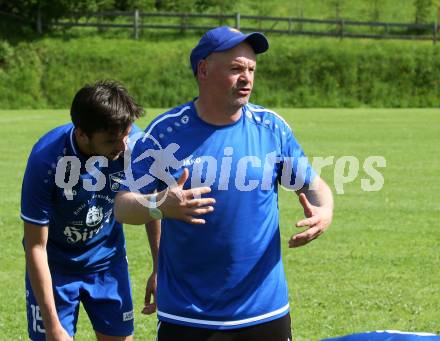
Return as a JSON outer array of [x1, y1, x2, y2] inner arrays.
[[0, 0, 233, 16], [0, 0, 232, 28], [0, 0, 439, 36], [1, 36, 440, 108]]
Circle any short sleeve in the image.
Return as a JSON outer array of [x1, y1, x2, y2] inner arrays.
[[20, 152, 54, 225], [278, 123, 316, 190], [126, 124, 143, 151], [120, 132, 162, 195]]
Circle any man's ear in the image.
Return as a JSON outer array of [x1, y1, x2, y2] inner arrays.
[[75, 127, 90, 144], [197, 59, 209, 81]]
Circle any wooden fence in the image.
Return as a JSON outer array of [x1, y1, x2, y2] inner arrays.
[[28, 10, 440, 42]]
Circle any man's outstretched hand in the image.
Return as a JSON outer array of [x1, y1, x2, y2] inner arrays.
[[158, 168, 216, 224], [289, 193, 332, 248]]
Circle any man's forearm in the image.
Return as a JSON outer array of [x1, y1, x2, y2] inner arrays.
[[114, 191, 155, 225], [26, 247, 62, 332], [142, 220, 161, 315], [301, 176, 334, 210], [146, 220, 161, 273]]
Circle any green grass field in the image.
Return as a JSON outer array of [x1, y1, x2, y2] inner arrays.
[[0, 108, 439, 340]]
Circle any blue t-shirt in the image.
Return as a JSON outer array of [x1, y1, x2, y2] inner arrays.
[[21, 123, 141, 273], [124, 101, 315, 329]]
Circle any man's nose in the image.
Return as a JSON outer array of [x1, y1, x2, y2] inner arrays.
[[239, 70, 251, 83]]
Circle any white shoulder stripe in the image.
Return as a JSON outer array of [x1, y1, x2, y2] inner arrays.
[[157, 303, 289, 327], [250, 108, 292, 130], [20, 213, 49, 225], [127, 131, 145, 151], [142, 106, 191, 143], [69, 127, 78, 156]]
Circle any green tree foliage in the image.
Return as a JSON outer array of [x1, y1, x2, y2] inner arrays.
[[0, 0, 235, 36], [154, 0, 194, 12], [114, 0, 155, 11], [254, 2, 275, 17], [369, 0, 381, 22], [153, 0, 233, 12], [194, 0, 234, 13], [414, 0, 433, 23], [2, 37, 440, 108], [328, 0, 346, 19], [0, 0, 115, 32]]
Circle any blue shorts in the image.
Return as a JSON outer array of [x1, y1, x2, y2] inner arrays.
[[25, 256, 134, 340]]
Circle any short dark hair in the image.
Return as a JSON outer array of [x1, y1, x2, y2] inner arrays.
[[70, 80, 144, 136]]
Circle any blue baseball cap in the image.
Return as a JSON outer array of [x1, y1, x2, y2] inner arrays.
[[190, 26, 269, 75]]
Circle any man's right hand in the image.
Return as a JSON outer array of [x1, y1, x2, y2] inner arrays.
[[158, 168, 215, 224], [142, 272, 157, 315]]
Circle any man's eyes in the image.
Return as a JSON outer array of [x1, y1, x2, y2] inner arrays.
[[231, 66, 255, 72]]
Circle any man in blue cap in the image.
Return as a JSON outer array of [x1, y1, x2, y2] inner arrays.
[[116, 26, 334, 340]]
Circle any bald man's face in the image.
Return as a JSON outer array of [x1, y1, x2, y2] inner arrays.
[[200, 42, 257, 112]]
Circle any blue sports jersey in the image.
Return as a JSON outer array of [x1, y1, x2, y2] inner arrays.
[[124, 101, 315, 329], [21, 123, 141, 273]]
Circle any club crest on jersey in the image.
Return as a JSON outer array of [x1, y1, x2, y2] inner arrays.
[[109, 171, 125, 191], [86, 206, 103, 227]]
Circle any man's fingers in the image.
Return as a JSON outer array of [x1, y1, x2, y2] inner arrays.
[[144, 288, 155, 306], [143, 277, 157, 315], [183, 186, 212, 199], [299, 193, 313, 217], [185, 217, 206, 224], [296, 216, 319, 228], [190, 206, 214, 216], [186, 198, 216, 208], [142, 303, 156, 315], [177, 168, 189, 187], [144, 292, 153, 306], [289, 226, 323, 248]]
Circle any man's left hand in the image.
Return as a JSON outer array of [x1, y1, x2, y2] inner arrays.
[[289, 193, 332, 248]]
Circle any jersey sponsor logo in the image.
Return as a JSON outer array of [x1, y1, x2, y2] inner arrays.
[[86, 206, 103, 227], [72, 196, 113, 220], [63, 224, 105, 244], [64, 205, 112, 243], [182, 155, 201, 167]]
